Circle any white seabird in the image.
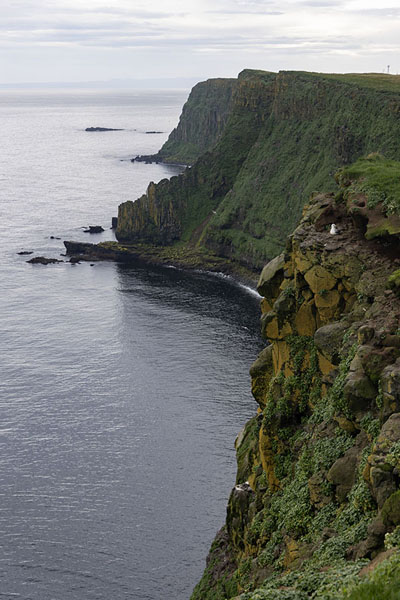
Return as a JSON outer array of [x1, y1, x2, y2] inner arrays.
[[330, 223, 338, 235]]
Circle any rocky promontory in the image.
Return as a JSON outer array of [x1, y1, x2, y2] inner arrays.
[[116, 70, 400, 270], [133, 77, 237, 165]]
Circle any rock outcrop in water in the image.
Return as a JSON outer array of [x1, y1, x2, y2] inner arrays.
[[117, 70, 400, 271], [85, 127, 123, 132], [191, 154, 400, 599]]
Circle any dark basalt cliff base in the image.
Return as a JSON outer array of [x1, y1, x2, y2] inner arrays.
[[63, 240, 259, 287], [191, 156, 400, 600]]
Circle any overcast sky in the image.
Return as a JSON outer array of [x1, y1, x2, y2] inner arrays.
[[1, 0, 400, 85]]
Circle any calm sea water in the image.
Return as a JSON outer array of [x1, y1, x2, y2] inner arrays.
[[0, 90, 264, 600]]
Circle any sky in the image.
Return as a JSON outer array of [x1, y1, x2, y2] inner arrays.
[[1, 0, 400, 86]]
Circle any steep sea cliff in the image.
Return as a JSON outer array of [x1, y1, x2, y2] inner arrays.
[[116, 70, 400, 270], [191, 153, 400, 599], [72, 72, 400, 597]]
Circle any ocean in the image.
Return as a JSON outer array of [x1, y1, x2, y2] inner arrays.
[[0, 89, 264, 600]]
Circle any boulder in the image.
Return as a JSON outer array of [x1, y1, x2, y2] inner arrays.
[[343, 370, 377, 416], [304, 265, 337, 294], [314, 321, 348, 364], [327, 431, 368, 504], [257, 253, 285, 300], [327, 445, 359, 503]]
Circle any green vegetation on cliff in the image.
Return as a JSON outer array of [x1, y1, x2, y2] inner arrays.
[[117, 70, 275, 248], [117, 70, 400, 270], [156, 78, 237, 165], [191, 163, 400, 599]]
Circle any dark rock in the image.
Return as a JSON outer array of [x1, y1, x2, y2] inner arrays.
[[145, 131, 163, 134], [360, 346, 400, 384], [343, 370, 377, 416], [27, 256, 63, 265], [132, 154, 161, 164], [314, 321, 349, 364], [63, 240, 119, 262], [64, 241, 95, 255], [327, 431, 368, 502], [358, 325, 375, 344], [111, 217, 118, 229], [352, 516, 386, 559], [203, 527, 237, 586], [17, 251, 33, 255], [83, 226, 104, 234], [69, 256, 81, 264], [85, 127, 123, 132]]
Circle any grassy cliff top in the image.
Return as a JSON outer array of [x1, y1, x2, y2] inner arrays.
[[281, 70, 400, 93], [336, 153, 400, 216], [239, 68, 400, 93]]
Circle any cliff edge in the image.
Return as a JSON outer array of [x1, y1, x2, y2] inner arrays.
[[117, 70, 400, 271], [133, 77, 236, 165], [191, 154, 400, 599]]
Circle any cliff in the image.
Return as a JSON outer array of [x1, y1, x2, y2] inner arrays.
[[191, 154, 400, 599], [117, 69, 274, 247], [117, 70, 400, 270], [134, 77, 237, 165]]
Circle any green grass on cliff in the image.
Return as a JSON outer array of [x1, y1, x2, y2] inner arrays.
[[118, 69, 400, 270], [157, 78, 237, 164], [303, 71, 400, 93], [190, 334, 384, 600], [336, 153, 400, 216], [201, 71, 400, 266]]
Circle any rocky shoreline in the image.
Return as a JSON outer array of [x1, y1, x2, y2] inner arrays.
[[63, 240, 259, 287]]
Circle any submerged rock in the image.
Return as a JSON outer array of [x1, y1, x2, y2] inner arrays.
[[85, 127, 123, 132], [83, 225, 104, 233], [27, 256, 63, 265]]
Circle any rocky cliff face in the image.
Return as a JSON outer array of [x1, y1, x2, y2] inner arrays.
[[117, 70, 275, 246], [117, 70, 400, 269], [191, 155, 400, 599], [155, 77, 237, 165]]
